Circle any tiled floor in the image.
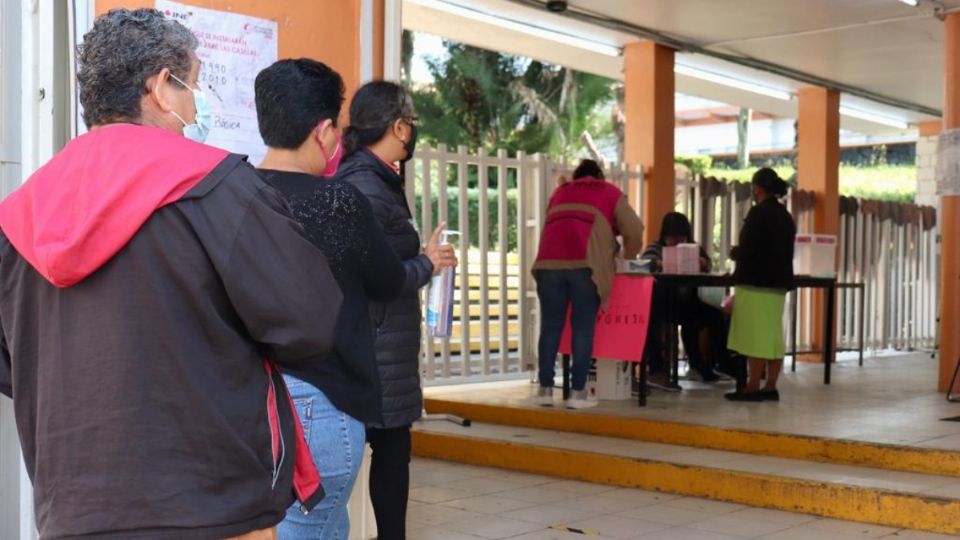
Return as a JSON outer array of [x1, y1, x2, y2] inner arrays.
[[425, 351, 960, 450], [406, 457, 956, 540]]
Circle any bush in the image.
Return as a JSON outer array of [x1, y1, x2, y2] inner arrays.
[[704, 165, 916, 202], [675, 154, 713, 176]]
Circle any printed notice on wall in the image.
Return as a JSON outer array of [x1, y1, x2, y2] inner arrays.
[[156, 0, 277, 164], [936, 128, 960, 196]]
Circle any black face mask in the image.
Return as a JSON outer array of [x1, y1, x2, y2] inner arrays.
[[401, 123, 418, 163]]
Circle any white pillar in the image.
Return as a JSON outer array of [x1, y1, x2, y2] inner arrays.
[[383, 0, 402, 81], [1, 0, 78, 537], [0, 0, 26, 537]]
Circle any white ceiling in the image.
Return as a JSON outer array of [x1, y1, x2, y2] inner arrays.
[[404, 0, 960, 136]]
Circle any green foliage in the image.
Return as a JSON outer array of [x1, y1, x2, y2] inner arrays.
[[837, 165, 916, 203], [703, 164, 917, 202], [413, 188, 519, 250], [704, 165, 795, 184], [675, 154, 713, 176], [407, 33, 616, 160]]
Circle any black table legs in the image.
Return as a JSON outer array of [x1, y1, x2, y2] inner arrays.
[[824, 283, 836, 385]]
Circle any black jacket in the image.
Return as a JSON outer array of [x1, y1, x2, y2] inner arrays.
[[337, 149, 433, 428], [261, 171, 406, 425], [0, 125, 341, 540], [733, 197, 797, 290]]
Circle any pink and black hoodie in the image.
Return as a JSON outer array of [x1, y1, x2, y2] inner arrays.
[[0, 124, 342, 540]]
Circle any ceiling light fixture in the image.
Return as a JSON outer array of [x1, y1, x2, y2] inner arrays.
[[674, 64, 793, 101], [406, 0, 622, 57], [898, 0, 919, 6], [839, 106, 909, 129]]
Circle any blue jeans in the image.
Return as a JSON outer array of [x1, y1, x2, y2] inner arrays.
[[279, 377, 366, 540], [536, 269, 600, 391]]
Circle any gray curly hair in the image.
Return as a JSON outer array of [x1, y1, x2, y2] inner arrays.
[[77, 8, 198, 128]]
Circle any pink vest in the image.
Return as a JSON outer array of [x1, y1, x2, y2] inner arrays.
[[535, 178, 623, 262]]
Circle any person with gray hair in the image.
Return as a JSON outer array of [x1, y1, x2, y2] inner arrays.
[[0, 8, 343, 540]]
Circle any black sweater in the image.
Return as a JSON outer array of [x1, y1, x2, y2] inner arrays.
[[732, 197, 797, 290], [261, 171, 406, 424]]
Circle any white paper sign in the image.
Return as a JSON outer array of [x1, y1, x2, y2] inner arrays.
[[156, 0, 277, 165], [935, 128, 960, 196]]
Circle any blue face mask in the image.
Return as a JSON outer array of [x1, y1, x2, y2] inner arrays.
[[169, 73, 212, 143]]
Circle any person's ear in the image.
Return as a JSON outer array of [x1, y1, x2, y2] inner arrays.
[[146, 68, 176, 113], [393, 118, 408, 141]]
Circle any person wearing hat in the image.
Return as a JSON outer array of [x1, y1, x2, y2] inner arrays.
[[725, 168, 797, 402]]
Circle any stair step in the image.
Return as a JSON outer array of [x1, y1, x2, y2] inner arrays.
[[412, 420, 960, 535], [424, 398, 960, 478]]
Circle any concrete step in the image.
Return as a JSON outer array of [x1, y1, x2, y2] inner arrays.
[[424, 397, 960, 478], [411, 419, 960, 535]]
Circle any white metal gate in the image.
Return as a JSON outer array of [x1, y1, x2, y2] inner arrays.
[[406, 146, 643, 382], [409, 147, 941, 384]]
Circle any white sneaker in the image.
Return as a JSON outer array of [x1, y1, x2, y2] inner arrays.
[[565, 389, 598, 409], [535, 386, 554, 406]]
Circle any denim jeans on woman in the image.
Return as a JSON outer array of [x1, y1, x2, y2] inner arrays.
[[279, 376, 366, 540], [536, 268, 601, 391]]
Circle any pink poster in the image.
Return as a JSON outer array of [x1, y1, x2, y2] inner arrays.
[[558, 275, 654, 362]]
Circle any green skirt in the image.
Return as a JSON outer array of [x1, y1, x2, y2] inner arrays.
[[728, 286, 787, 360]]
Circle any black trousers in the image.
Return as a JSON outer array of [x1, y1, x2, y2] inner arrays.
[[644, 284, 727, 374], [366, 425, 412, 540]]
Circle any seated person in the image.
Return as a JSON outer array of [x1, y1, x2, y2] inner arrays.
[[642, 212, 727, 385]]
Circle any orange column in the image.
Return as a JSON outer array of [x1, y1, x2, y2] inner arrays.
[[919, 120, 943, 138], [797, 86, 840, 360], [939, 14, 960, 392], [624, 41, 675, 244]]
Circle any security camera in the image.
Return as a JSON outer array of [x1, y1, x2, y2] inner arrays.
[[546, 1, 568, 13]]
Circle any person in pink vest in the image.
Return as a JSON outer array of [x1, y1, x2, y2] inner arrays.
[[532, 159, 644, 408]]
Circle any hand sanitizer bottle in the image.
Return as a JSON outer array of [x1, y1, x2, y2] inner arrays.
[[426, 231, 459, 338]]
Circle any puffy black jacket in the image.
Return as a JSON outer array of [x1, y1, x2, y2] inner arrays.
[[337, 149, 433, 428]]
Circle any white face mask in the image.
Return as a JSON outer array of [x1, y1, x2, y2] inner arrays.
[[168, 73, 212, 143]]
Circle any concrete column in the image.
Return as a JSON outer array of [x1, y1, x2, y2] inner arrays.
[[797, 87, 840, 360], [916, 121, 941, 208], [624, 41, 675, 244], [940, 14, 960, 392]]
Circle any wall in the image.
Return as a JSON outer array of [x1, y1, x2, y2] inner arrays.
[[916, 134, 939, 207], [95, 0, 379, 120]]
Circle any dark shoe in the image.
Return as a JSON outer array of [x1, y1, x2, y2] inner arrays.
[[759, 389, 780, 401], [699, 369, 720, 383], [649, 371, 682, 392], [724, 391, 765, 402]]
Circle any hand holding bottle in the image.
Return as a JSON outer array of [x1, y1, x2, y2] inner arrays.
[[424, 222, 458, 274]]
